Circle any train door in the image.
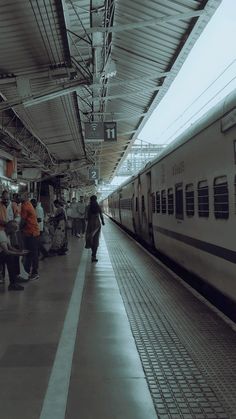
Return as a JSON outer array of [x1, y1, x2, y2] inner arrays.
[[140, 173, 149, 241], [133, 176, 141, 236], [131, 190, 136, 232], [146, 172, 154, 246], [139, 171, 152, 243], [118, 191, 122, 224]]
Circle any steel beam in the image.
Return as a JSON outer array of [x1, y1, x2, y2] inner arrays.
[[86, 10, 204, 34]]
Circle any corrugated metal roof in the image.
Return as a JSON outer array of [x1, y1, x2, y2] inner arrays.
[[0, 0, 222, 188]]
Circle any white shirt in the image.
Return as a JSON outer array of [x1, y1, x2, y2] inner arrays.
[[36, 203, 44, 232], [70, 202, 79, 218], [77, 202, 86, 219], [6, 203, 14, 221]]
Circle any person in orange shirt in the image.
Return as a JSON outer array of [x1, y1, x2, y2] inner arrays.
[[20, 192, 40, 281]]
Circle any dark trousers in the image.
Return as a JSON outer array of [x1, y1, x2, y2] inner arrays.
[[0, 253, 20, 283], [71, 218, 78, 235], [23, 235, 39, 275], [78, 218, 85, 235], [91, 245, 98, 259], [0, 259, 5, 280], [39, 232, 49, 257]]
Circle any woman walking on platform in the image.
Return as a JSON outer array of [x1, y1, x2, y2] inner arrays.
[[85, 195, 105, 262]]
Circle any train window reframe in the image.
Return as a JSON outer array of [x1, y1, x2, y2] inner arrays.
[[198, 180, 209, 218], [185, 183, 195, 217], [151, 192, 155, 213], [161, 189, 167, 214], [214, 175, 229, 219], [175, 183, 184, 220], [167, 187, 174, 215], [156, 191, 160, 213]]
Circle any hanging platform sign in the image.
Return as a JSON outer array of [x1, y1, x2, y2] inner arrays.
[[104, 121, 117, 142], [89, 167, 99, 180], [85, 122, 117, 142], [85, 122, 104, 141]]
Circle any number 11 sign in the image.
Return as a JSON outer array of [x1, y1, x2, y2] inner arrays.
[[104, 122, 117, 142]]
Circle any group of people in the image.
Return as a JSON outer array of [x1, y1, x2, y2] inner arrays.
[[0, 190, 41, 291], [0, 191, 105, 291], [67, 196, 86, 238]]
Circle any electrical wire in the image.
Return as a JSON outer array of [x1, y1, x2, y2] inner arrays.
[[157, 58, 236, 141], [165, 74, 236, 144]]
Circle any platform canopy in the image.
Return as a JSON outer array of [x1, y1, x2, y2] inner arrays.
[[0, 0, 221, 190]]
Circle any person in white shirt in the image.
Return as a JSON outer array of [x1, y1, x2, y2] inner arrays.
[[70, 197, 79, 236], [36, 202, 44, 233]]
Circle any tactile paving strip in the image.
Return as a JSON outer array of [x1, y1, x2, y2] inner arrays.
[[103, 223, 236, 419]]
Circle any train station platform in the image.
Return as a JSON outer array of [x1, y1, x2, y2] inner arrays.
[[0, 218, 236, 419]]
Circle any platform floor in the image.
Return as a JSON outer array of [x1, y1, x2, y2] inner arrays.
[[0, 218, 236, 419]]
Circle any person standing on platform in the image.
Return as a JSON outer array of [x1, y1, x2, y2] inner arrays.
[[0, 191, 14, 227], [12, 193, 21, 222], [50, 200, 68, 255], [0, 221, 29, 291], [11, 193, 29, 280], [77, 196, 86, 238], [36, 201, 44, 233], [20, 192, 40, 281], [0, 190, 14, 283], [85, 195, 105, 262], [70, 197, 79, 236], [30, 199, 44, 233]]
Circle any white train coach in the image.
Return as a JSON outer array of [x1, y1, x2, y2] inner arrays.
[[103, 90, 236, 307]]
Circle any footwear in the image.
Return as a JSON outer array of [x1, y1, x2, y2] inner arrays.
[[8, 283, 24, 291], [91, 258, 98, 262], [30, 273, 39, 281], [77, 234, 81, 238], [17, 275, 29, 283], [19, 272, 29, 279]]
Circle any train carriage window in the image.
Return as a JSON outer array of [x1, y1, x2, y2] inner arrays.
[[161, 190, 166, 213], [135, 197, 138, 212], [141, 195, 145, 212], [175, 184, 183, 219], [198, 180, 209, 217], [214, 176, 229, 219], [151, 193, 155, 213], [186, 184, 194, 217], [156, 191, 160, 213], [168, 188, 174, 214]]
